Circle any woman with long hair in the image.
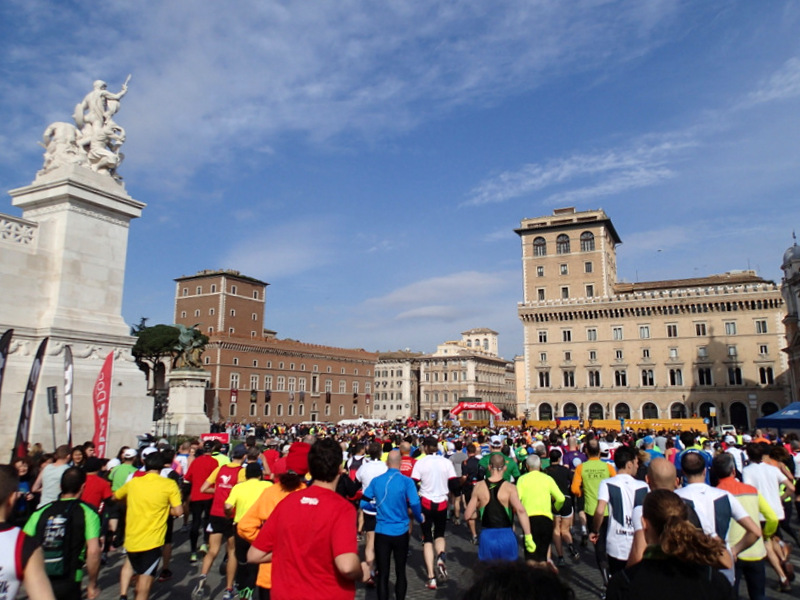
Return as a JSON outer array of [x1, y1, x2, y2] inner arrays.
[[606, 489, 731, 599]]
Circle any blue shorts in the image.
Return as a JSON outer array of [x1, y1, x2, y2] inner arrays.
[[478, 527, 519, 562]]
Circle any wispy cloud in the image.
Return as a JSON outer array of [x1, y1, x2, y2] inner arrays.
[[745, 57, 800, 106], [464, 139, 694, 206]]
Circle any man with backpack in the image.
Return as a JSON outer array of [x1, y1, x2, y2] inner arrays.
[[24, 467, 101, 600]]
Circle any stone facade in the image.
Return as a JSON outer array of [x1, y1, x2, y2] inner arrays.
[[516, 207, 788, 430], [173, 270, 378, 424], [0, 165, 150, 456], [372, 351, 423, 421]]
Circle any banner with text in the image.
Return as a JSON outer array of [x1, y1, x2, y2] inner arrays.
[[92, 351, 114, 458], [13, 337, 48, 459]]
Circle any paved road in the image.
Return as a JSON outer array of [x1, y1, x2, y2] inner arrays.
[[84, 515, 798, 600]]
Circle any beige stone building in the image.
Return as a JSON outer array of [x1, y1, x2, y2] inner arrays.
[[418, 328, 516, 422], [173, 270, 377, 424], [372, 351, 423, 421], [516, 207, 788, 430]]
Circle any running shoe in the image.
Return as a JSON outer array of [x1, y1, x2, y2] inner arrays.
[[471, 535, 478, 545], [199, 543, 209, 555], [556, 556, 566, 567], [157, 569, 172, 582], [191, 578, 206, 600], [190, 553, 198, 564], [101, 552, 108, 565], [427, 578, 437, 590], [568, 544, 580, 559], [436, 553, 448, 581], [221, 588, 235, 600]]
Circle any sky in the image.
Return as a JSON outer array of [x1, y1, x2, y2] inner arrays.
[[2, 1, 800, 359]]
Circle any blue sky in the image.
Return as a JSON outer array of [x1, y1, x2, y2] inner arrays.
[[2, 1, 800, 359]]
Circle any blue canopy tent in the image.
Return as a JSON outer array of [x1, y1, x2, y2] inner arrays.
[[755, 401, 800, 432]]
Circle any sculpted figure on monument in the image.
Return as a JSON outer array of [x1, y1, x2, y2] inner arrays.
[[37, 76, 131, 181], [173, 324, 207, 370]]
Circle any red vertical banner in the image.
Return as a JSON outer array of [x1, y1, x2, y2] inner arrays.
[[92, 351, 114, 458]]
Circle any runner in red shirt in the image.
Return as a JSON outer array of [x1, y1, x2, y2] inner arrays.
[[248, 438, 369, 600], [82, 458, 112, 512], [183, 444, 218, 562]]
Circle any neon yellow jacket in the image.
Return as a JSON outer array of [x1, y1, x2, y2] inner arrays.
[[517, 470, 564, 520]]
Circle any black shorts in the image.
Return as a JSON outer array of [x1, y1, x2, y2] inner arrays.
[[525, 516, 554, 562], [463, 484, 475, 505], [128, 547, 162, 576], [363, 513, 377, 533], [575, 495, 585, 513], [554, 497, 574, 518], [208, 515, 234, 538], [164, 515, 175, 544], [50, 580, 81, 600], [181, 482, 191, 503], [420, 498, 448, 543]]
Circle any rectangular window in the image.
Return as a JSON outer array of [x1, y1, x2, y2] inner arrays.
[[728, 367, 743, 385], [560, 264, 568, 275], [563, 371, 575, 387], [759, 344, 768, 355], [230, 373, 239, 389], [564, 351, 572, 362], [642, 348, 650, 359], [669, 347, 678, 359], [725, 322, 737, 336], [587, 328, 597, 341], [760, 367, 774, 384], [537, 288, 545, 301], [639, 326, 650, 339], [666, 324, 678, 338], [669, 368, 683, 386], [615, 349, 623, 360], [288, 377, 296, 392], [584, 261, 593, 273], [698, 368, 712, 386], [538, 371, 550, 387], [276, 376, 285, 390], [264, 375, 272, 390], [698, 346, 708, 358], [339, 380, 346, 393], [536, 266, 544, 277], [588, 370, 601, 387], [539, 352, 547, 362], [695, 323, 707, 336], [589, 350, 597, 361], [755, 320, 768, 334], [538, 331, 548, 343], [727, 345, 737, 357], [249, 375, 258, 390], [586, 284, 594, 297], [298, 377, 307, 391], [562, 330, 572, 342], [325, 379, 332, 392], [612, 326, 623, 341], [561, 286, 570, 299], [641, 369, 654, 386], [352, 381, 359, 394]]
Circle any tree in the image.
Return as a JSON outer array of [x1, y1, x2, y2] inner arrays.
[[131, 320, 179, 392]]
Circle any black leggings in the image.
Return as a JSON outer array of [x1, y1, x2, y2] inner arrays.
[[374, 532, 410, 600], [190, 499, 212, 552]]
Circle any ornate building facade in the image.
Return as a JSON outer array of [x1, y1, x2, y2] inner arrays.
[[516, 207, 788, 430], [371, 350, 423, 421]]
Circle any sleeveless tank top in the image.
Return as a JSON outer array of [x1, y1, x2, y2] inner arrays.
[[481, 481, 513, 528]]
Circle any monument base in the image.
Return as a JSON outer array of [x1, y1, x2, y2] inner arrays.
[[167, 369, 211, 437]]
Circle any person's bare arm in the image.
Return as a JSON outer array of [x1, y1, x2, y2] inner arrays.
[[463, 482, 485, 522], [200, 480, 214, 495], [170, 504, 184, 517], [507, 485, 531, 537], [334, 552, 369, 582], [22, 547, 56, 600], [627, 530, 646, 566], [247, 546, 271, 564], [31, 469, 45, 494], [589, 500, 607, 545], [84, 537, 101, 599]]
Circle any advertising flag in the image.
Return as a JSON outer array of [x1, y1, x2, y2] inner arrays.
[[0, 329, 12, 409], [92, 351, 114, 458], [64, 345, 74, 447], [13, 337, 48, 459]]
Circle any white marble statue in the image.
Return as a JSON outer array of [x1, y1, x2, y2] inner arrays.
[[38, 76, 131, 181]]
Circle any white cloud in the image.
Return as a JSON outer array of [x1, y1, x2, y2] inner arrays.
[[464, 139, 694, 206], [364, 270, 516, 308], [746, 57, 800, 106]]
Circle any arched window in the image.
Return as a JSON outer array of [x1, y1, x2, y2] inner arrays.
[[588, 403, 604, 419], [580, 231, 595, 251], [642, 402, 659, 418], [670, 403, 687, 418], [615, 403, 631, 419], [538, 403, 553, 420], [760, 402, 779, 416], [556, 234, 570, 254], [533, 237, 547, 257], [563, 402, 578, 418]]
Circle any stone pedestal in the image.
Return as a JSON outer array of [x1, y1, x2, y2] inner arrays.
[[167, 369, 211, 436], [0, 165, 150, 457]]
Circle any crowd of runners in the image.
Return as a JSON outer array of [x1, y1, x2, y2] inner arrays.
[[0, 421, 799, 600]]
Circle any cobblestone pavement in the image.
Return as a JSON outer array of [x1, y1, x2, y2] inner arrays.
[[81, 516, 799, 600]]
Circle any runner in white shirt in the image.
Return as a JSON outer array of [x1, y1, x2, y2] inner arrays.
[[356, 442, 389, 583], [675, 450, 760, 584], [412, 436, 457, 590], [591, 446, 648, 577]]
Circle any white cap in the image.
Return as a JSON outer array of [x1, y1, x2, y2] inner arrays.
[[122, 448, 138, 459], [490, 435, 503, 447], [141, 446, 158, 458]]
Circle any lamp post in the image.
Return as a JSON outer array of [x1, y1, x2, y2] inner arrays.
[[165, 412, 174, 446]]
